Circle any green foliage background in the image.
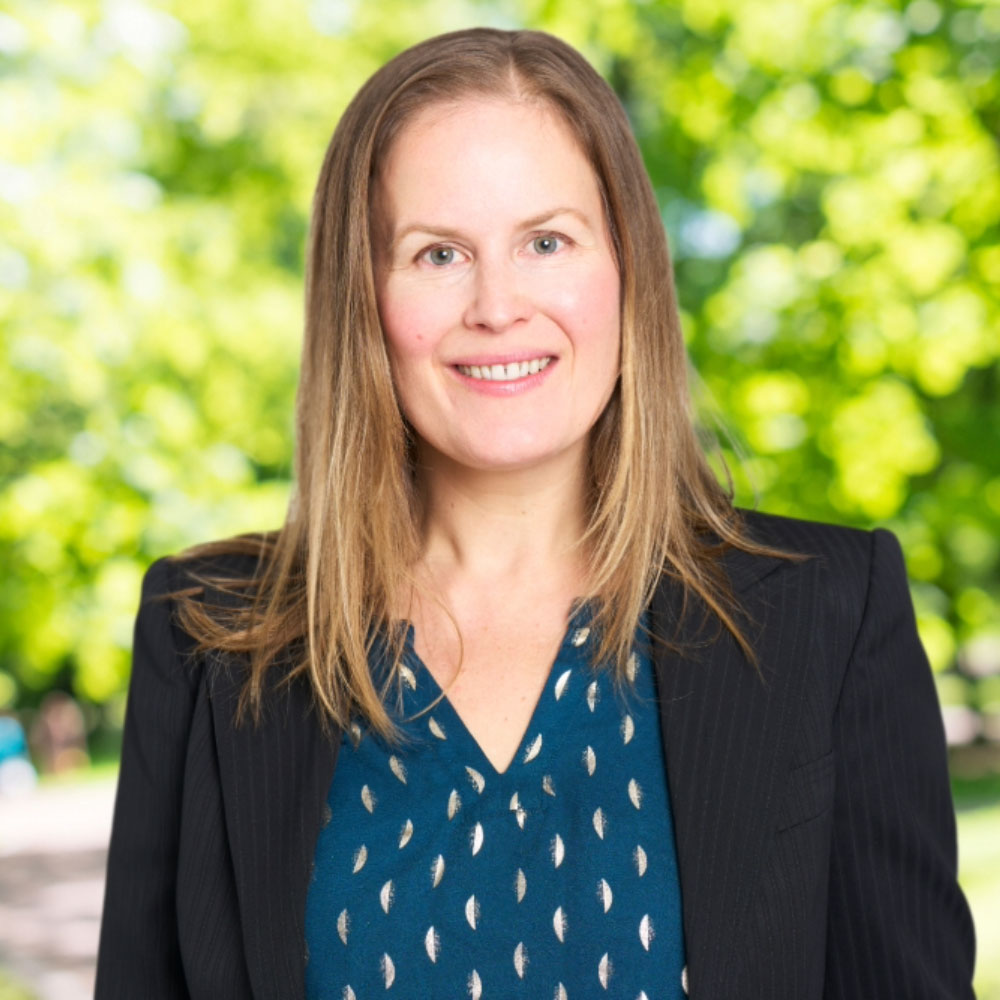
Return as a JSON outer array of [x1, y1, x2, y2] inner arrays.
[[1, 0, 998, 739]]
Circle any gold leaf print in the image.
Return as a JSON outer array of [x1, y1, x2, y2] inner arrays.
[[621, 714, 635, 745], [633, 845, 648, 877], [470, 821, 484, 856], [381, 953, 395, 988], [626, 651, 638, 682], [598, 952, 613, 989], [343, 987, 356, 1000], [361, 784, 376, 813], [424, 926, 440, 963], [682, 965, 689, 993], [555, 985, 568, 1000], [429, 716, 447, 740], [586, 681, 600, 712], [465, 765, 486, 794], [389, 755, 407, 784], [554, 669, 572, 700], [638, 993, 650, 1000], [337, 908, 349, 945], [430, 854, 445, 888], [571, 626, 590, 646], [583, 746, 596, 775], [465, 894, 480, 930], [448, 788, 462, 820], [515, 868, 527, 902], [551, 833, 565, 868], [639, 914, 654, 951], [598, 878, 613, 913], [379, 879, 394, 914], [628, 779, 643, 810], [553, 906, 567, 942], [542, 774, 556, 797], [523, 733, 543, 763], [349, 722, 362, 746], [351, 844, 367, 874], [467, 970, 482, 1000], [400, 664, 417, 690], [398, 819, 413, 849], [513, 942, 528, 978], [593, 807, 608, 840]]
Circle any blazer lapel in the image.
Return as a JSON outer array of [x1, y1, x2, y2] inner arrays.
[[209, 659, 339, 1000], [652, 549, 799, 998]]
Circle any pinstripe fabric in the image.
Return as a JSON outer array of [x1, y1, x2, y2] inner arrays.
[[654, 517, 975, 998], [95, 511, 976, 999]]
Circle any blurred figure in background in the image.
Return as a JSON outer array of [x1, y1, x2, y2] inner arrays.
[[0, 714, 37, 796], [30, 692, 89, 775]]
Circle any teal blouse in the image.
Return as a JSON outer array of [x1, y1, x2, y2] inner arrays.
[[305, 611, 687, 998]]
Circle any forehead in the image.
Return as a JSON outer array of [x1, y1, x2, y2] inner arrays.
[[373, 97, 603, 229]]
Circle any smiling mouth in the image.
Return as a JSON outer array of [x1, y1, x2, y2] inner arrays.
[[456, 357, 554, 382]]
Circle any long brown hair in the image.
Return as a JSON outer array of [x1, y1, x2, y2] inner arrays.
[[174, 28, 783, 739]]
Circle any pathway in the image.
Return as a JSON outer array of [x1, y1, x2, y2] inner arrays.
[[0, 777, 116, 1000]]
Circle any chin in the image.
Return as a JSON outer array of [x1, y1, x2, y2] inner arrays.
[[440, 436, 585, 476]]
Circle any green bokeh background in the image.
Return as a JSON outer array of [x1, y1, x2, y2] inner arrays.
[[1, 0, 998, 989]]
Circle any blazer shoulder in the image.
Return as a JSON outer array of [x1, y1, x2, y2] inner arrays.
[[164, 537, 269, 584], [134, 542, 269, 679], [736, 508, 872, 560], [715, 514, 919, 702], [724, 510, 900, 617], [141, 536, 272, 610]]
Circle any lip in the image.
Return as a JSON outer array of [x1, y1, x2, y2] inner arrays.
[[450, 355, 557, 396]]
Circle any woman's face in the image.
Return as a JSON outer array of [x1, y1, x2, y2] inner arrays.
[[373, 97, 621, 477]]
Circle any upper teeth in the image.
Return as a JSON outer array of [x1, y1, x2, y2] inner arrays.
[[457, 358, 552, 382]]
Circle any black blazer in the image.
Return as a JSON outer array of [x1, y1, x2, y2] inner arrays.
[[95, 511, 976, 998]]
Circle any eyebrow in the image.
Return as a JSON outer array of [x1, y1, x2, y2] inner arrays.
[[388, 206, 595, 254]]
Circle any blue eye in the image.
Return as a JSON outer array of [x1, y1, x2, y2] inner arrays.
[[532, 235, 560, 255], [427, 247, 455, 266]]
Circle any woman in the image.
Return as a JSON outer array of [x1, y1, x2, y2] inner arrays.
[[96, 27, 976, 1000]]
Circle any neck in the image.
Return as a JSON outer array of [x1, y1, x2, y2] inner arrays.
[[413, 444, 590, 588]]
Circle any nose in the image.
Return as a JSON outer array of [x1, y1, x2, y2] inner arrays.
[[462, 257, 532, 333]]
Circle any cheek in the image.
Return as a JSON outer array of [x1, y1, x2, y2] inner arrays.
[[377, 281, 450, 368], [585, 261, 622, 326], [564, 266, 621, 413], [547, 264, 620, 355]]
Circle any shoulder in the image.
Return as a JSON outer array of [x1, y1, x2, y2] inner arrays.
[[735, 507, 872, 560], [722, 511, 909, 621], [728, 508, 905, 592], [132, 538, 272, 680], [717, 509, 912, 649], [140, 536, 272, 609]]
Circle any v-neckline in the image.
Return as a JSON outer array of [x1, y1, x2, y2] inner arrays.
[[398, 612, 594, 781]]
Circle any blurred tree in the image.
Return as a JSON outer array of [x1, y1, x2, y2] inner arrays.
[[0, 0, 997, 737]]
